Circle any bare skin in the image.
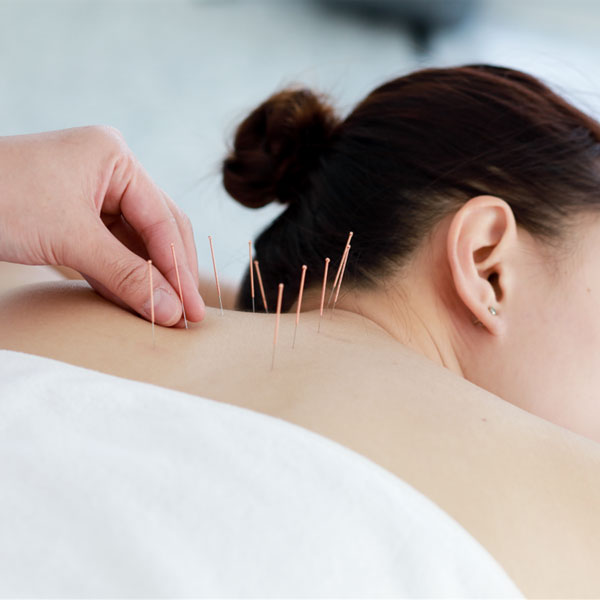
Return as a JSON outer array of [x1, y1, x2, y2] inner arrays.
[[3, 195, 600, 596], [1, 277, 600, 598]]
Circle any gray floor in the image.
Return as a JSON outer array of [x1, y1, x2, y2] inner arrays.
[[2, 0, 600, 284]]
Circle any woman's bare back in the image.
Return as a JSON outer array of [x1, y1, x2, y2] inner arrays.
[[1, 280, 600, 597]]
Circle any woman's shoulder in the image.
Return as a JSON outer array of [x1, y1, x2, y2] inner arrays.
[[262, 331, 600, 597], [3, 280, 600, 595]]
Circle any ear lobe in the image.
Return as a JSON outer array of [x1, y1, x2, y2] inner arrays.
[[446, 195, 516, 336]]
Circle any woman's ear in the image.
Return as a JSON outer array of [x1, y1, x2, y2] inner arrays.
[[446, 195, 517, 336]]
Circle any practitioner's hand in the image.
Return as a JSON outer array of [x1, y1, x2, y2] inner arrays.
[[0, 126, 205, 325]]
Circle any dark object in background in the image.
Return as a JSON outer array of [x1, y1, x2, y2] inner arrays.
[[317, 0, 476, 53]]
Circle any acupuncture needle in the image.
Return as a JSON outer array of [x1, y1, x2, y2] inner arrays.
[[170, 242, 188, 329], [292, 265, 307, 348], [331, 243, 351, 315], [327, 231, 353, 310], [147, 259, 155, 347], [249, 241, 256, 313], [271, 283, 284, 370], [208, 235, 224, 316], [318, 257, 330, 333], [254, 260, 269, 313]]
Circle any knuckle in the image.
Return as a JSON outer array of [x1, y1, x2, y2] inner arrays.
[[91, 125, 130, 154], [166, 195, 187, 222], [140, 215, 177, 242], [170, 201, 193, 234], [109, 260, 147, 300], [102, 124, 124, 140], [181, 211, 193, 233], [114, 151, 137, 180]]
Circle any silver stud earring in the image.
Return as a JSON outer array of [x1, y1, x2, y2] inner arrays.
[[472, 306, 497, 325]]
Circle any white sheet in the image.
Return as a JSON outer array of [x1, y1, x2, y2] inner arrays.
[[0, 349, 522, 598]]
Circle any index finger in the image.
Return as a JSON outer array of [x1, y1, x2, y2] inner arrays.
[[161, 190, 200, 288], [106, 158, 205, 323]]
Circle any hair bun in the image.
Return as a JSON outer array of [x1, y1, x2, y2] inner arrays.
[[223, 87, 339, 208]]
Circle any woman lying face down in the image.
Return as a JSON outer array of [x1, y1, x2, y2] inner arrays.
[[223, 63, 600, 444], [4, 64, 600, 596]]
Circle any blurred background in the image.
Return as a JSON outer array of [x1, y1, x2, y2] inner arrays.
[[1, 0, 599, 285]]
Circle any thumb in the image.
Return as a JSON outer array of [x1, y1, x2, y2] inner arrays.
[[69, 225, 183, 326]]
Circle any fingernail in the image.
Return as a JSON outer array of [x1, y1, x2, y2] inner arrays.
[[143, 288, 180, 324]]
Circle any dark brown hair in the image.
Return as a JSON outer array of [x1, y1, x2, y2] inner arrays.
[[223, 64, 600, 312]]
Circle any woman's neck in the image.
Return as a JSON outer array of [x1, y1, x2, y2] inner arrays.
[[297, 282, 467, 378]]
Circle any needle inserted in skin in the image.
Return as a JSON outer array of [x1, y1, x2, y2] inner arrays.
[[271, 283, 284, 370], [147, 259, 155, 347], [327, 241, 351, 311], [208, 235, 224, 316], [254, 260, 269, 313], [331, 243, 351, 316], [249, 241, 256, 313], [292, 265, 307, 349], [318, 257, 330, 333], [170, 242, 188, 329], [327, 231, 353, 310]]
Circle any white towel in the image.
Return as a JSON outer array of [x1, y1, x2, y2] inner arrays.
[[0, 349, 522, 598]]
